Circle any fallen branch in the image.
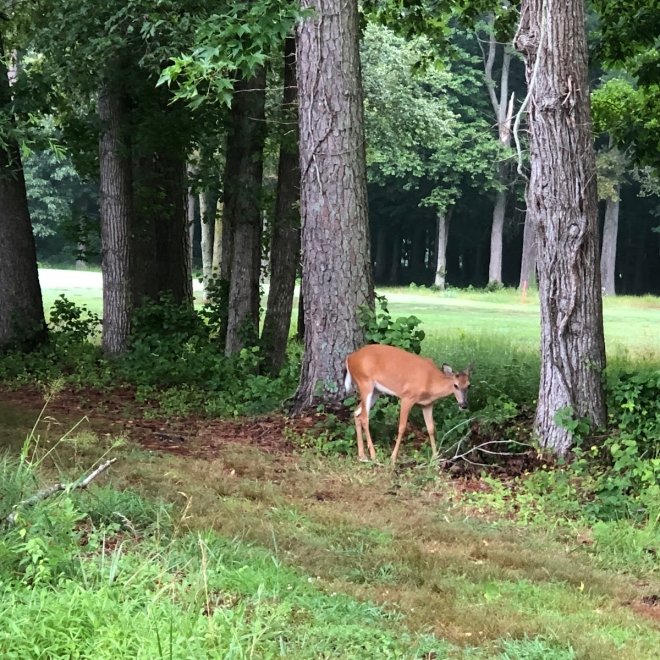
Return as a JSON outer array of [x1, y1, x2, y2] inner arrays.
[[3, 458, 117, 527], [449, 440, 535, 464]]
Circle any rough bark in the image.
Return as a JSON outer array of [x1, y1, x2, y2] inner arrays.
[[0, 35, 47, 350], [434, 207, 452, 289], [224, 70, 267, 355], [261, 37, 301, 375], [294, 0, 374, 408], [98, 83, 133, 356], [154, 153, 192, 305], [515, 0, 607, 456], [600, 188, 620, 296], [519, 212, 537, 288]]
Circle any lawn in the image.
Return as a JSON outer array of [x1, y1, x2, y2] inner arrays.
[[0, 402, 658, 659], [39, 268, 660, 359]]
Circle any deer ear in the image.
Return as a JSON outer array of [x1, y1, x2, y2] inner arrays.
[[442, 364, 454, 376]]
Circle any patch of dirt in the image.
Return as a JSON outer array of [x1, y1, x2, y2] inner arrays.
[[630, 595, 660, 623], [0, 385, 318, 460]]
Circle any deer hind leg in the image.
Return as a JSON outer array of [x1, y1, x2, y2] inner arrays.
[[355, 387, 378, 461], [421, 405, 438, 460], [390, 398, 414, 465]]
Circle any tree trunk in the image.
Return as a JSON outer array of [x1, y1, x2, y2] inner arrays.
[[199, 189, 216, 292], [154, 153, 192, 305], [131, 155, 159, 303], [600, 188, 620, 296], [483, 22, 514, 286], [434, 207, 452, 289], [261, 37, 301, 375], [0, 35, 47, 350], [488, 185, 507, 285], [98, 83, 133, 356], [211, 201, 223, 275], [294, 0, 374, 408], [186, 166, 197, 280], [224, 70, 267, 355], [515, 0, 607, 456], [519, 212, 537, 288]]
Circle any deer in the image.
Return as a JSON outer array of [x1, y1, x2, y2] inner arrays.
[[344, 344, 472, 465]]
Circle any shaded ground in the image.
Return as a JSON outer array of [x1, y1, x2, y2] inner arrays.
[[1, 385, 659, 657]]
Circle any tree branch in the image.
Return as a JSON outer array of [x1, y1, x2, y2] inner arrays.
[[3, 458, 117, 527]]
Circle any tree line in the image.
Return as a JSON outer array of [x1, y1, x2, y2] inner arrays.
[[0, 0, 658, 456]]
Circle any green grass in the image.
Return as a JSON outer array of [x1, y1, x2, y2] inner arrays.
[[2, 415, 658, 660], [38, 271, 660, 359]]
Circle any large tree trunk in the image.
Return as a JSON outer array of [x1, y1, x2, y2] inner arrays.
[[294, 0, 374, 409], [519, 212, 537, 289], [261, 37, 301, 375], [154, 153, 192, 305], [434, 207, 452, 289], [600, 188, 620, 296], [224, 70, 267, 355], [98, 83, 133, 356], [0, 36, 47, 350], [515, 0, 606, 456], [131, 155, 159, 303]]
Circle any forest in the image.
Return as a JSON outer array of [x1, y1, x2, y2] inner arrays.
[[0, 0, 659, 658]]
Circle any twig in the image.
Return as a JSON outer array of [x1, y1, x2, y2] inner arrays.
[[450, 440, 534, 463], [3, 458, 117, 527]]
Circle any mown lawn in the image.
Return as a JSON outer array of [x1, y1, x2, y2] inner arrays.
[[1, 402, 658, 659], [39, 268, 660, 359]]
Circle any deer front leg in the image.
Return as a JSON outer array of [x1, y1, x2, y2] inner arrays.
[[390, 398, 414, 465], [421, 405, 438, 460]]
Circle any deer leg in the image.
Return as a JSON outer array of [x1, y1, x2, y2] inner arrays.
[[421, 405, 438, 460], [357, 389, 378, 461], [390, 398, 414, 465]]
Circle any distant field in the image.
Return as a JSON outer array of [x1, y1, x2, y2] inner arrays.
[[39, 268, 660, 360]]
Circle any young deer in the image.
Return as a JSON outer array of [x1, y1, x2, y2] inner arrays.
[[345, 344, 472, 464]]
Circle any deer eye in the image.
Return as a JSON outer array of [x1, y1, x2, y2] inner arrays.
[[453, 384, 458, 389]]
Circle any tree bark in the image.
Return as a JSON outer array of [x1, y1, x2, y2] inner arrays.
[[154, 153, 192, 305], [211, 201, 223, 275], [515, 0, 607, 456], [98, 82, 133, 356], [186, 164, 197, 279], [519, 212, 537, 288], [600, 187, 620, 296], [0, 35, 47, 350], [294, 0, 374, 408], [224, 70, 267, 355], [434, 207, 452, 289], [488, 183, 507, 285], [261, 37, 301, 375]]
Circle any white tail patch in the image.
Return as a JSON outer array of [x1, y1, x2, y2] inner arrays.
[[344, 366, 353, 393]]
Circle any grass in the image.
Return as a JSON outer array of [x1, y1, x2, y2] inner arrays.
[[38, 268, 660, 359], [1, 410, 658, 659]]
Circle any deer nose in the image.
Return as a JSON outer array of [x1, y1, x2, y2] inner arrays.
[[459, 402, 468, 410]]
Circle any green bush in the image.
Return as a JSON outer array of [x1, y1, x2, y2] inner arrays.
[[358, 295, 425, 353]]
